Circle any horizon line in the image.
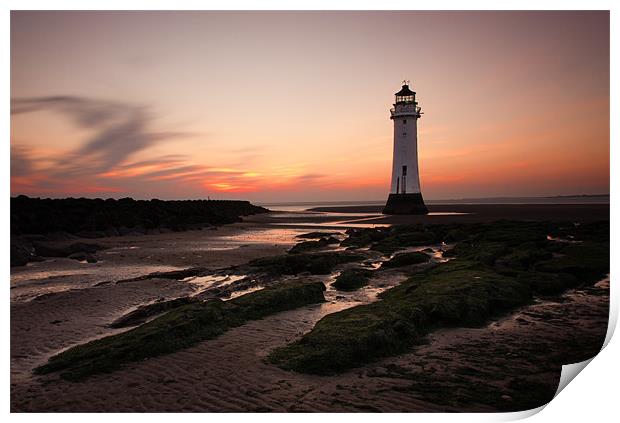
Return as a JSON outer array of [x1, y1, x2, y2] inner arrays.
[[11, 193, 610, 204]]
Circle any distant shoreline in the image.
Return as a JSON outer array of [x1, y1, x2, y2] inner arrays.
[[260, 194, 610, 209]]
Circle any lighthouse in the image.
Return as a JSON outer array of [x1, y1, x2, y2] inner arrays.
[[382, 81, 428, 215]]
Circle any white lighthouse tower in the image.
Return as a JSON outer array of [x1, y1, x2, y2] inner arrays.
[[383, 81, 428, 215]]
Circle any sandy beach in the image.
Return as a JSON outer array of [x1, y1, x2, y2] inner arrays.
[[10, 205, 609, 412]]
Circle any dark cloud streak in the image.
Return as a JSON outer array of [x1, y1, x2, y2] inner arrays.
[[10, 146, 33, 177], [10, 95, 273, 198], [11, 96, 188, 176]]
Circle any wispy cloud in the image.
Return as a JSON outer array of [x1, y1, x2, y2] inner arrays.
[[11, 96, 187, 175], [10, 95, 289, 198], [10, 96, 206, 197], [10, 95, 378, 199], [10, 145, 33, 177]]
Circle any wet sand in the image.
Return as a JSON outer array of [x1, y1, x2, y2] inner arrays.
[[11, 221, 304, 302], [10, 207, 610, 412], [309, 203, 610, 224]]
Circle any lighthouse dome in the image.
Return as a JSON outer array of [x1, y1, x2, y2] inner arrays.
[[395, 84, 416, 104]]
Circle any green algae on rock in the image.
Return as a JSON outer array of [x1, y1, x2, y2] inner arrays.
[[288, 236, 340, 254], [268, 220, 609, 375], [380, 251, 430, 268], [295, 231, 341, 239], [35, 281, 326, 381], [109, 297, 200, 328], [268, 259, 532, 375], [249, 251, 365, 275], [332, 268, 374, 291]]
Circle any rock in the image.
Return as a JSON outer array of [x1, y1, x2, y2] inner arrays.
[[288, 237, 340, 254], [68, 252, 97, 263], [116, 266, 208, 283], [11, 196, 268, 237], [69, 242, 104, 254], [333, 268, 373, 291], [22, 234, 49, 242], [46, 231, 78, 241], [132, 226, 147, 235], [117, 227, 130, 236], [105, 227, 120, 237], [32, 242, 70, 257], [11, 243, 33, 266], [75, 230, 106, 239], [296, 231, 340, 239], [380, 251, 430, 268], [33, 241, 103, 259], [118, 226, 145, 236], [36, 281, 325, 381]]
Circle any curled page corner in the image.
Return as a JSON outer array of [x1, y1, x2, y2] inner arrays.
[[554, 357, 594, 398], [496, 275, 613, 421], [496, 404, 547, 421], [500, 358, 598, 421], [552, 279, 612, 399], [552, 276, 615, 398]]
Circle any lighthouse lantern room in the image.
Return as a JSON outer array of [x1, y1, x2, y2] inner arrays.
[[382, 81, 428, 215]]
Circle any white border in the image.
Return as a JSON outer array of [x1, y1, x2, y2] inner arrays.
[[3, 2, 616, 421]]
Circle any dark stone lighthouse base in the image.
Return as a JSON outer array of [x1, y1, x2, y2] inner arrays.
[[383, 193, 428, 215]]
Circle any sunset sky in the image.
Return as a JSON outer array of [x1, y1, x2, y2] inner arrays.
[[10, 11, 609, 202]]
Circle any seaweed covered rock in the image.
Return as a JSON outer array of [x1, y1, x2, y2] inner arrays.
[[389, 260, 533, 326], [371, 230, 438, 255], [288, 237, 340, 254], [116, 266, 208, 283], [332, 268, 373, 291], [340, 228, 390, 249], [110, 297, 200, 328], [67, 252, 97, 263], [269, 303, 425, 375], [548, 220, 609, 243], [36, 281, 326, 381], [472, 221, 550, 246], [269, 259, 532, 375], [30, 241, 105, 259], [449, 241, 509, 266], [296, 232, 340, 239], [494, 242, 553, 275], [249, 251, 365, 275], [10, 240, 42, 266], [516, 272, 579, 296], [228, 280, 326, 320], [380, 251, 430, 268], [269, 220, 609, 375], [340, 226, 438, 255], [535, 242, 609, 283]]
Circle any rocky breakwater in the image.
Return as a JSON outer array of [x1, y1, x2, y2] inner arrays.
[[10, 196, 269, 266]]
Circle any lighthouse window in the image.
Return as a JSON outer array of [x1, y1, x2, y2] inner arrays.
[[403, 120, 407, 124], [403, 132, 407, 137]]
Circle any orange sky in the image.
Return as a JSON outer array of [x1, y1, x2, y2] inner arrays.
[[10, 11, 609, 202]]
